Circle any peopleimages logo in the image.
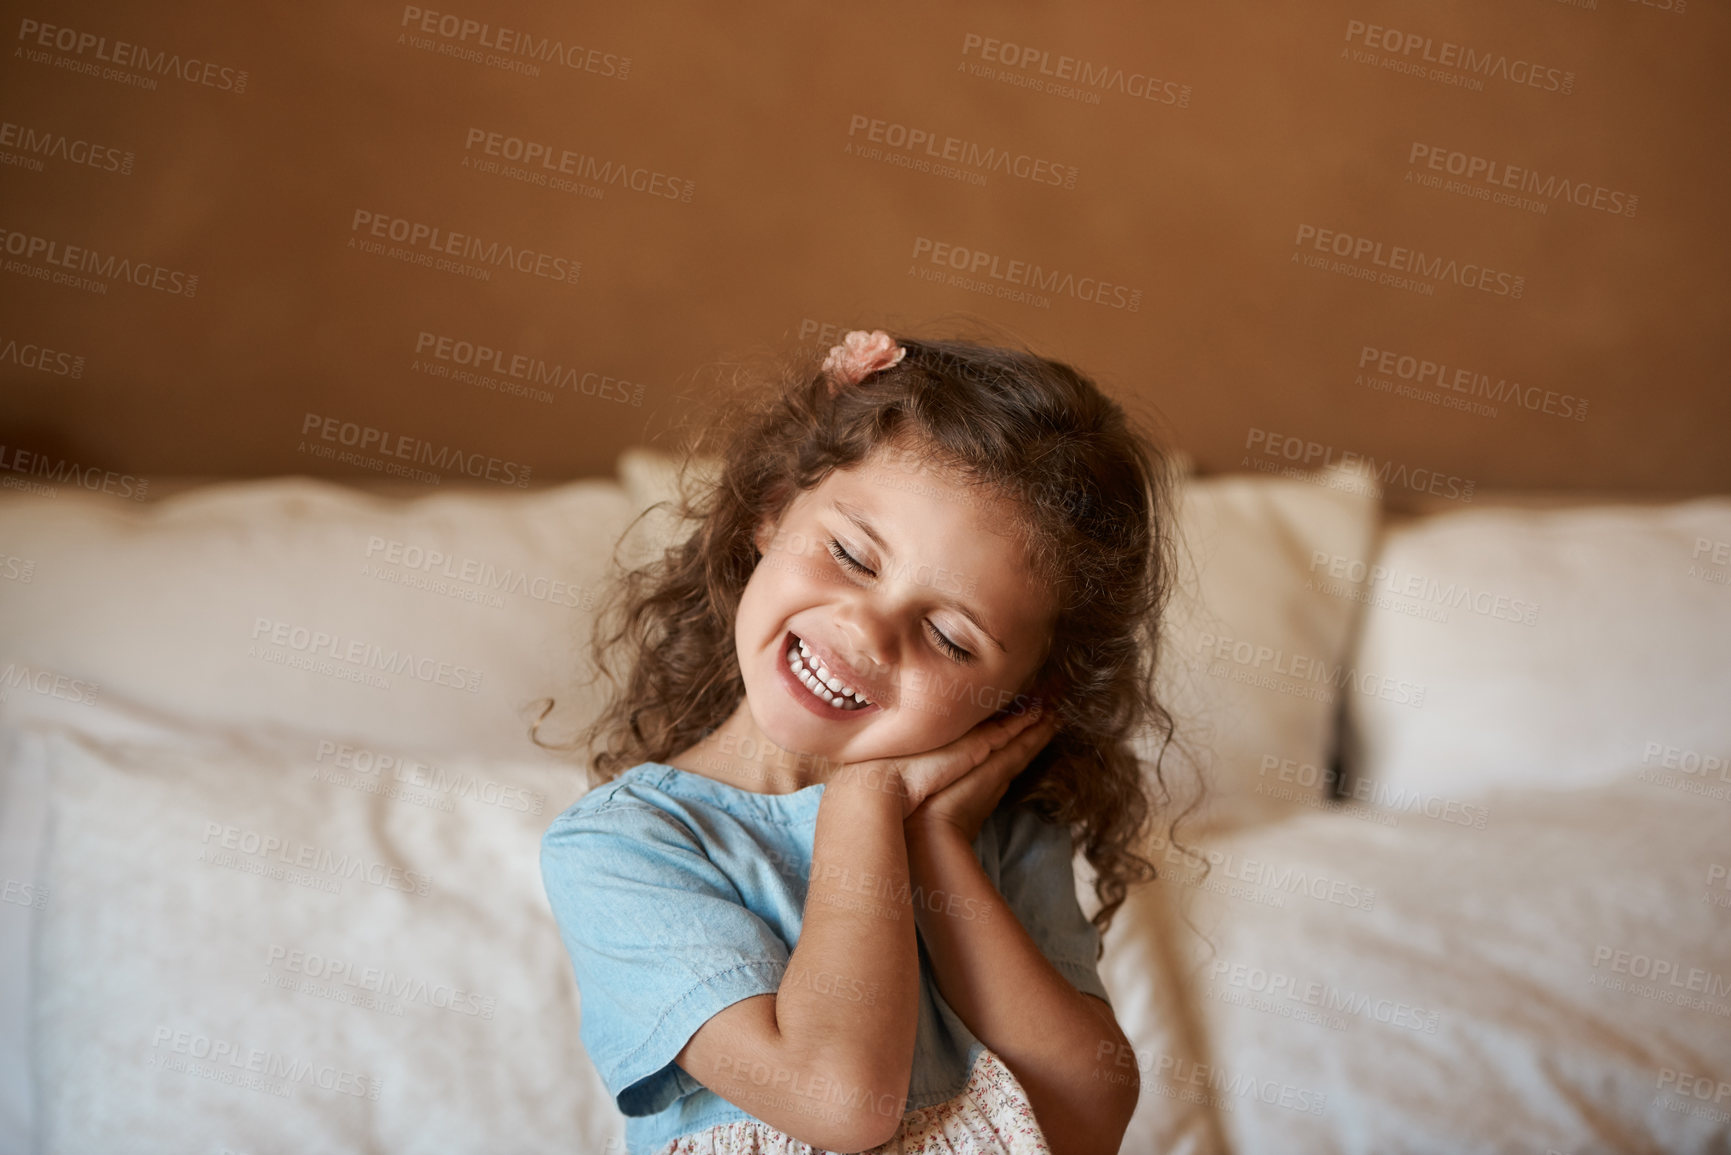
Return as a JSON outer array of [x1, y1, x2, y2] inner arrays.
[[1207, 958, 1442, 1034], [348, 210, 580, 285], [0, 118, 134, 175], [15, 17, 250, 93], [1407, 143, 1636, 219], [413, 331, 643, 405], [299, 411, 533, 487], [0, 443, 148, 499], [1357, 345, 1587, 421], [845, 113, 1078, 189], [149, 1026, 383, 1101], [909, 236, 1142, 311], [1094, 1043, 1327, 1115], [1590, 945, 1731, 999], [314, 739, 546, 814], [959, 33, 1191, 107], [0, 333, 85, 378], [1244, 426, 1475, 503], [265, 944, 497, 1019], [1257, 755, 1489, 829], [0, 225, 198, 296], [1293, 224, 1524, 299], [398, 5, 630, 79], [1341, 19, 1574, 95], [0, 662, 100, 706], [1307, 549, 1539, 630], [249, 616, 485, 694], [1148, 832, 1378, 911], [462, 127, 693, 202], [200, 821, 433, 897]]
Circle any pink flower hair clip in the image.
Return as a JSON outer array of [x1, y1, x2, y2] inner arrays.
[[821, 329, 906, 395]]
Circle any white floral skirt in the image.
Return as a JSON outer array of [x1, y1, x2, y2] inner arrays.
[[653, 1047, 1050, 1155]]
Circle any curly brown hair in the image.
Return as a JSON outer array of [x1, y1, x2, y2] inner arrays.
[[536, 325, 1200, 955]]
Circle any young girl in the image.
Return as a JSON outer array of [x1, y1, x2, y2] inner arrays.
[[540, 329, 1186, 1155]]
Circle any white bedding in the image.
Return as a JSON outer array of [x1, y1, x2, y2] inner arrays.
[[2, 462, 1727, 1153], [19, 688, 1727, 1153], [1343, 499, 1731, 799], [1146, 773, 1731, 1153], [0, 722, 47, 1153], [7, 685, 1220, 1154], [13, 691, 620, 1154]]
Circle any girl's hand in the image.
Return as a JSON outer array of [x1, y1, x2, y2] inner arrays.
[[907, 709, 1059, 845], [835, 706, 1051, 822]]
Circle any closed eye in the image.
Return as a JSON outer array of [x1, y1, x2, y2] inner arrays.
[[827, 539, 874, 577], [924, 621, 971, 663], [827, 540, 974, 665]]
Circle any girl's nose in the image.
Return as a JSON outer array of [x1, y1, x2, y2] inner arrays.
[[832, 605, 895, 679]]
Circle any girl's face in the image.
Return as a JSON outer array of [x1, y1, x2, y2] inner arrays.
[[734, 443, 1058, 767]]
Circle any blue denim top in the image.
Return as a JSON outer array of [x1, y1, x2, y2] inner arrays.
[[540, 762, 1109, 1155]]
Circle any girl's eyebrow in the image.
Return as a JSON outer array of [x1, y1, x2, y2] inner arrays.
[[829, 498, 1008, 654]]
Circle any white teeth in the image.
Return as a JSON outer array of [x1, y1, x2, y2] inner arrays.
[[786, 635, 871, 710]]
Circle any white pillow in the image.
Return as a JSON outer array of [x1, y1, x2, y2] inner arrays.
[[22, 703, 619, 1154], [1341, 499, 1731, 801], [613, 449, 1386, 832], [1149, 463, 1386, 831], [0, 474, 647, 1150], [0, 476, 637, 763], [0, 724, 47, 1149], [1150, 776, 1731, 1153], [614, 447, 720, 567]]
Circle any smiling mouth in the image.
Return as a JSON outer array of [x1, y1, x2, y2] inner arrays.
[[786, 633, 872, 710]]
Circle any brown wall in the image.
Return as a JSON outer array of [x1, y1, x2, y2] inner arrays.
[[2, 0, 1727, 508]]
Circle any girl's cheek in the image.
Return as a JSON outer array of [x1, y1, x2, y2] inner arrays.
[[768, 535, 830, 591]]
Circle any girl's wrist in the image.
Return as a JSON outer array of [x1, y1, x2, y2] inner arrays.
[[831, 762, 912, 815], [904, 810, 974, 849]]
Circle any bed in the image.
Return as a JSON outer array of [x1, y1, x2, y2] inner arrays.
[[2, 450, 1727, 1153]]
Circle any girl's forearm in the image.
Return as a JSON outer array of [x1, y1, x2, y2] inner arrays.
[[905, 822, 1139, 1155], [771, 765, 921, 1142]]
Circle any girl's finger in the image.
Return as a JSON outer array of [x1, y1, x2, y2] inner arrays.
[[893, 709, 1042, 799], [934, 707, 1039, 768], [971, 713, 1058, 781], [975, 708, 1048, 763], [989, 705, 1044, 744]]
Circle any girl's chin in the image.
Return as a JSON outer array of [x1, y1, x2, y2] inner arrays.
[[754, 712, 908, 768], [750, 705, 847, 759]]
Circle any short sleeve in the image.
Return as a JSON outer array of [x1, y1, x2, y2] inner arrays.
[[540, 800, 791, 1116], [990, 804, 1111, 1006]]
